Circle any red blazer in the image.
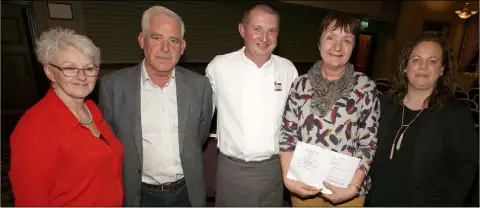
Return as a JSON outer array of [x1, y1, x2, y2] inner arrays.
[[9, 89, 124, 206]]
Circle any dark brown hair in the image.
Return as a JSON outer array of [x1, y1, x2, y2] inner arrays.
[[241, 3, 280, 25], [389, 34, 457, 111], [317, 11, 360, 44]]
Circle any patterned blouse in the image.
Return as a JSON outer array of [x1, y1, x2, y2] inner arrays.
[[280, 73, 380, 195]]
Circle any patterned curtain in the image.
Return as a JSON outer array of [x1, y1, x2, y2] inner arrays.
[[459, 17, 479, 71]]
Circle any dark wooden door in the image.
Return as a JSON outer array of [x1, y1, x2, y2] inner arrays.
[[1, 3, 40, 113]]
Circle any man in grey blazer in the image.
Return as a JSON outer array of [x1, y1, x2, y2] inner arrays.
[[98, 6, 213, 207]]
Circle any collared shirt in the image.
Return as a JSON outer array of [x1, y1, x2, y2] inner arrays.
[[140, 60, 183, 184], [9, 89, 124, 206], [206, 47, 299, 161]]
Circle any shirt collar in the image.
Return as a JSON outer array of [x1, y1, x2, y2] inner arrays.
[[141, 59, 176, 88], [45, 88, 103, 130], [240, 46, 274, 68]]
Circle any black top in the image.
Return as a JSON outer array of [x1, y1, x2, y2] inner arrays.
[[366, 95, 479, 207], [367, 106, 426, 206]]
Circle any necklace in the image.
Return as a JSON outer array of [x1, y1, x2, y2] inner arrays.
[[79, 103, 93, 125], [389, 106, 424, 160]]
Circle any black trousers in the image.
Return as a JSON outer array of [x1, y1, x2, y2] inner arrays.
[[140, 182, 191, 207]]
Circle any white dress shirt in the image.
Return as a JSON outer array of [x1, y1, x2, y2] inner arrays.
[[206, 47, 299, 161], [140, 61, 183, 184]]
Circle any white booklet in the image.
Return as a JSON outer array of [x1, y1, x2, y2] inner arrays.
[[286, 141, 360, 194]]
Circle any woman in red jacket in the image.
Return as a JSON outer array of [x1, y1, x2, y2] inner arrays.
[[9, 27, 124, 206]]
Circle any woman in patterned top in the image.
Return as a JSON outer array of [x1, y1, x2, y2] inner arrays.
[[279, 11, 380, 207]]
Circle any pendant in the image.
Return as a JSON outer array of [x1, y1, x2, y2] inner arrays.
[[396, 132, 404, 150], [389, 143, 395, 159]]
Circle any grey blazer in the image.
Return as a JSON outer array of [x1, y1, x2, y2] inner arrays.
[[98, 64, 213, 206]]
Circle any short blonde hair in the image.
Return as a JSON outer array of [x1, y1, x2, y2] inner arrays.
[[35, 27, 101, 66], [141, 6, 185, 38]]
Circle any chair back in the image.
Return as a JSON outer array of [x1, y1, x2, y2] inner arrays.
[[468, 87, 479, 100], [456, 91, 469, 99], [459, 98, 479, 110]]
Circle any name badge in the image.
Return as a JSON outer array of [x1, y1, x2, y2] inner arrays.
[[274, 82, 282, 92]]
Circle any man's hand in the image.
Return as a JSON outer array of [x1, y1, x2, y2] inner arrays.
[[284, 178, 322, 198], [321, 181, 358, 204]]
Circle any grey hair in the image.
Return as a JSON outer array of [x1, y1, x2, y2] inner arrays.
[[141, 6, 185, 38], [35, 27, 101, 66]]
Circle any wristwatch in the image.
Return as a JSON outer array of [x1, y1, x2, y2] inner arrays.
[[348, 183, 360, 195]]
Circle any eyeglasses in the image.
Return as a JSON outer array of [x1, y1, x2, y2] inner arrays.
[[49, 63, 100, 77]]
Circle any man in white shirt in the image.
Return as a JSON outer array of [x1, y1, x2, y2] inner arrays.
[[99, 6, 213, 207], [206, 3, 298, 206]]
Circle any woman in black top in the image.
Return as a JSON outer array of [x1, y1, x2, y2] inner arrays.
[[366, 35, 479, 206]]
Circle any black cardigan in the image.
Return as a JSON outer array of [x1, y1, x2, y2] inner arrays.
[[367, 94, 479, 206]]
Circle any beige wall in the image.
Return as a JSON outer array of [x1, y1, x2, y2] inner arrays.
[[32, 1, 86, 35]]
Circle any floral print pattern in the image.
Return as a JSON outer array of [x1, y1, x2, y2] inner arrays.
[[280, 72, 380, 195]]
